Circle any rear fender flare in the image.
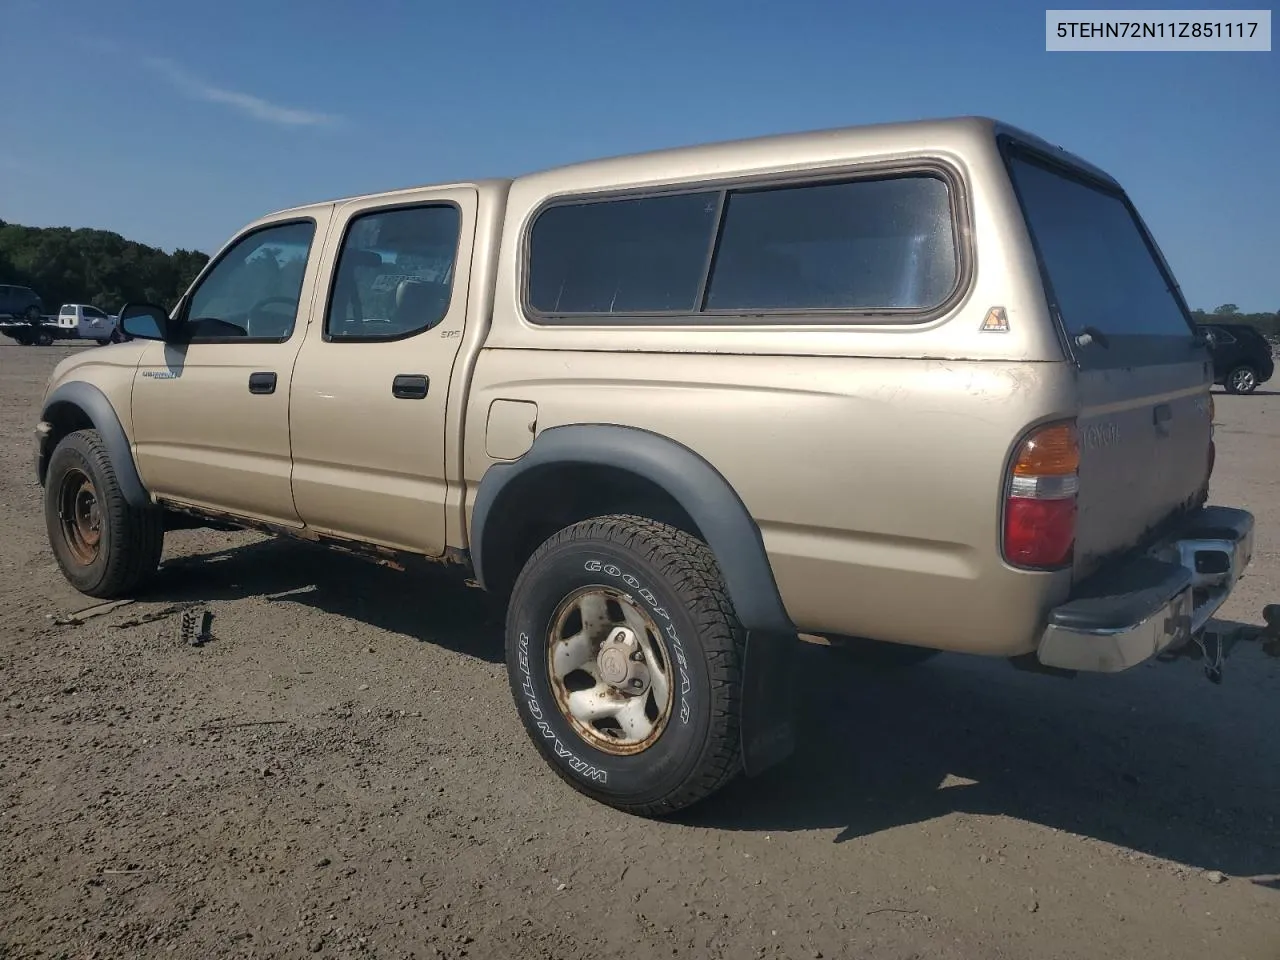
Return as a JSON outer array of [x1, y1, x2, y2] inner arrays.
[[470, 423, 797, 775]]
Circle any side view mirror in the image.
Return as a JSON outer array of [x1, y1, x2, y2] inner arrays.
[[119, 303, 174, 341]]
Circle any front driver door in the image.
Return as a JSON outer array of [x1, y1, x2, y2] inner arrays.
[[131, 211, 331, 526]]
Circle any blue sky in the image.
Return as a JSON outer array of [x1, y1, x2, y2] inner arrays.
[[3, 0, 1276, 311]]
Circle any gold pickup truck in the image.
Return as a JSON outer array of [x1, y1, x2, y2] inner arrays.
[[35, 116, 1259, 816]]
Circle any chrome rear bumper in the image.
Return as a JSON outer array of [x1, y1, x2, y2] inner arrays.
[[1037, 506, 1254, 673]]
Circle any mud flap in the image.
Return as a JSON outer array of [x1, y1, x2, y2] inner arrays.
[[739, 629, 798, 776]]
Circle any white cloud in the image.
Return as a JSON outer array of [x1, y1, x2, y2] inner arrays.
[[145, 58, 339, 128]]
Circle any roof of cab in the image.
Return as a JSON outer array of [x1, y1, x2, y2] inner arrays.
[[264, 115, 1117, 218]]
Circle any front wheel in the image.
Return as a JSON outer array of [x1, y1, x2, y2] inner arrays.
[[505, 515, 745, 816], [1225, 364, 1259, 395], [44, 429, 164, 598]]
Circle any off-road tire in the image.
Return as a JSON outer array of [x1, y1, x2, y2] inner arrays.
[[505, 514, 745, 816], [44, 429, 164, 598], [1225, 364, 1259, 395], [35, 329, 53, 347]]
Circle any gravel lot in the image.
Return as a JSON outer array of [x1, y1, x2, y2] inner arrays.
[[2, 342, 1278, 960]]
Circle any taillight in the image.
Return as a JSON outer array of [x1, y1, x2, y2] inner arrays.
[[1003, 421, 1079, 570]]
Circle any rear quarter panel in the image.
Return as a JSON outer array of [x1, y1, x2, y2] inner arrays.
[[466, 349, 1076, 655]]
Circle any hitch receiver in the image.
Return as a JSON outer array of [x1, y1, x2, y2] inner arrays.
[[1158, 603, 1280, 683]]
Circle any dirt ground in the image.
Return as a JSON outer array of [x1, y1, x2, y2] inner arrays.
[[1, 341, 1278, 960]]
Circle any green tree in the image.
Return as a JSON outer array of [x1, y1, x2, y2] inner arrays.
[[0, 219, 209, 314], [1213, 303, 1240, 315]]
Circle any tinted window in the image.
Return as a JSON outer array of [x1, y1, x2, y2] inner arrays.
[[527, 192, 718, 315], [186, 220, 315, 341], [326, 205, 461, 341], [706, 176, 956, 312], [1007, 155, 1191, 340]]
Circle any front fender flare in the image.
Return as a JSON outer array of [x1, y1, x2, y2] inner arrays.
[[471, 423, 797, 775], [39, 381, 150, 509]]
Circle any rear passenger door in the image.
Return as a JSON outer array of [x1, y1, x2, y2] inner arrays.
[[288, 189, 476, 556]]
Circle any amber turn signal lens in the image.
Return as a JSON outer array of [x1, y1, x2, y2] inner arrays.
[[1012, 422, 1079, 477]]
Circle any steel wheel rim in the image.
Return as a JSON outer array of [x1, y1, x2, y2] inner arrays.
[[58, 468, 102, 565], [1232, 368, 1256, 392], [545, 585, 674, 755]]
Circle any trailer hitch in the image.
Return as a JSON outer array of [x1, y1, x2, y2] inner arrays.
[[1158, 604, 1280, 683]]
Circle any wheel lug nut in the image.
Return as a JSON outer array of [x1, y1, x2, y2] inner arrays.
[[631, 679, 643, 689], [631, 651, 644, 662]]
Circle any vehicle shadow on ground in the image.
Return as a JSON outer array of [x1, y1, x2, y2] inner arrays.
[[685, 642, 1280, 883], [140, 536, 1279, 882], [141, 535, 506, 664]]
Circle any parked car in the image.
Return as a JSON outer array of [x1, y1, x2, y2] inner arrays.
[[1201, 322, 1275, 394], [58, 303, 125, 345], [0, 284, 44, 321], [34, 117, 1260, 816], [0, 284, 53, 345]]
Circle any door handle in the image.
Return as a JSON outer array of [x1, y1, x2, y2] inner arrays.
[[392, 374, 429, 399], [248, 372, 277, 395]]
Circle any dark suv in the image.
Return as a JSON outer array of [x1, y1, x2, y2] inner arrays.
[[1202, 323, 1276, 395], [0, 284, 44, 321]]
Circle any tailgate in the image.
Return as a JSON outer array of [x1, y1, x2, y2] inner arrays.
[[1073, 363, 1211, 576], [1002, 140, 1213, 580]]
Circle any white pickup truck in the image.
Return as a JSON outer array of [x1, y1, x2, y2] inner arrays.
[[57, 304, 124, 345]]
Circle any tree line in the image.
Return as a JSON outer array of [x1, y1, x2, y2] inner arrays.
[[1, 219, 1276, 337], [0, 220, 209, 314]]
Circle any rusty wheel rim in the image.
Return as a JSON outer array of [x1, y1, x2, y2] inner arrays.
[[58, 468, 102, 565], [545, 585, 674, 756]]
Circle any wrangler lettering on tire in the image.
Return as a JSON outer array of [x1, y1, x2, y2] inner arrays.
[[504, 514, 745, 815]]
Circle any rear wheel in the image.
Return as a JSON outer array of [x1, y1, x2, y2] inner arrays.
[[1225, 364, 1259, 395], [505, 514, 745, 815], [44, 429, 164, 598]]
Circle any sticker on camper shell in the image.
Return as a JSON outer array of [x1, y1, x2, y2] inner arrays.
[[980, 306, 1010, 332]]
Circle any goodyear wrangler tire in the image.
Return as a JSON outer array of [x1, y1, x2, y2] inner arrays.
[[44, 429, 164, 598], [505, 514, 745, 816]]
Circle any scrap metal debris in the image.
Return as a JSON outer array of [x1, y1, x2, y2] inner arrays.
[[50, 598, 136, 626], [109, 602, 202, 631], [178, 608, 214, 647]]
